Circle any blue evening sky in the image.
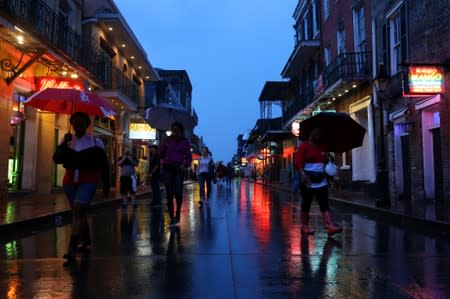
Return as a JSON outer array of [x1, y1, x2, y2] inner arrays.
[[115, 0, 297, 162]]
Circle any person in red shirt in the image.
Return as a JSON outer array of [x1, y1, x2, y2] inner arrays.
[[295, 128, 342, 236]]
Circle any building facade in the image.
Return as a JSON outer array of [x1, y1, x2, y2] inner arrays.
[[242, 0, 450, 204], [0, 0, 158, 197]]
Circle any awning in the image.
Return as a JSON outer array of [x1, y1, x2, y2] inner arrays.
[[259, 81, 292, 102], [260, 130, 291, 142]]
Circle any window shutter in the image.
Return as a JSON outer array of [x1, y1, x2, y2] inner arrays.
[[400, 4, 408, 64], [382, 22, 390, 74]]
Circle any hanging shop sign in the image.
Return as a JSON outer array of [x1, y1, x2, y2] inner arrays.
[[404, 65, 445, 96], [291, 120, 301, 137], [36, 77, 84, 91], [129, 123, 156, 140]]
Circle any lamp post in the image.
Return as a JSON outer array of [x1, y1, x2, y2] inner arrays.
[[373, 64, 391, 207]]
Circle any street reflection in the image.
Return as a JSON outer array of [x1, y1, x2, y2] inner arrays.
[[0, 182, 449, 298]]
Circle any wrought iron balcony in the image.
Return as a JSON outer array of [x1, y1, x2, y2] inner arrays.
[[323, 51, 372, 90], [0, 0, 82, 61], [283, 85, 314, 123]]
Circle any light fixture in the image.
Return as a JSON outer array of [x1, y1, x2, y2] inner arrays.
[[166, 131, 172, 136], [88, 87, 92, 91], [11, 111, 25, 125], [121, 44, 126, 47], [373, 64, 390, 93], [17, 35, 24, 44], [131, 56, 135, 59], [108, 27, 113, 31], [331, 97, 336, 101], [145, 76, 150, 79], [344, 89, 349, 93], [62, 71, 67, 76], [352, 84, 357, 88], [70, 73, 78, 79], [338, 93, 342, 97], [138, 66, 142, 69]]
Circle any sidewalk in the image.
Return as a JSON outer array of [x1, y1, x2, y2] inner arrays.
[[251, 179, 450, 232], [0, 183, 192, 234], [2, 180, 450, 234]]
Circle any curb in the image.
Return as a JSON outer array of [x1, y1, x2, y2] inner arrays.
[[248, 179, 450, 233], [0, 181, 194, 236]]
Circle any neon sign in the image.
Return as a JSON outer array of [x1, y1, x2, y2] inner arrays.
[[36, 77, 84, 91], [129, 123, 156, 140], [405, 66, 444, 95]]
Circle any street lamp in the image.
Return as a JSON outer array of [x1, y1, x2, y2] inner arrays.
[[373, 64, 391, 207]]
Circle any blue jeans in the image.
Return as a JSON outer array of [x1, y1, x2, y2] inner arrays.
[[290, 171, 301, 192], [150, 176, 161, 205], [197, 172, 211, 199], [64, 183, 97, 205]]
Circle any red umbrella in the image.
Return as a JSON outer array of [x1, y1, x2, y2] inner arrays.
[[24, 88, 117, 117]]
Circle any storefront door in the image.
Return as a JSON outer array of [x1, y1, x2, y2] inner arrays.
[[432, 128, 443, 201]]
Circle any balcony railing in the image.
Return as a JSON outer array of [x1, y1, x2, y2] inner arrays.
[[283, 85, 314, 123], [324, 51, 372, 88], [0, 0, 82, 61], [113, 67, 139, 103]]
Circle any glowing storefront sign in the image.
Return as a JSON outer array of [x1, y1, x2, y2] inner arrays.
[[129, 123, 156, 140], [405, 65, 444, 95], [36, 77, 84, 91]]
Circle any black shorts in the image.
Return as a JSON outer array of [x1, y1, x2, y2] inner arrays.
[[120, 175, 136, 195]]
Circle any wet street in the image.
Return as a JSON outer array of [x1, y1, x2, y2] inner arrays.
[[0, 181, 449, 299]]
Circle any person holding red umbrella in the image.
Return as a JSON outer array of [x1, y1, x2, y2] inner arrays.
[[295, 128, 342, 237], [53, 112, 110, 266]]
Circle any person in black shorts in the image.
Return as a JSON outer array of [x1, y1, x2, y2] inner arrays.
[[118, 146, 138, 207]]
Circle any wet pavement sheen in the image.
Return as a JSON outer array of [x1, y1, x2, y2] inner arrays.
[[0, 181, 449, 298]]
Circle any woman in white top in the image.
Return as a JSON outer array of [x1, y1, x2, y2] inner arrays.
[[196, 146, 214, 205]]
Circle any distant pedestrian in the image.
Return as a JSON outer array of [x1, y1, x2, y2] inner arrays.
[[148, 144, 162, 206], [295, 128, 342, 236], [53, 112, 110, 266], [118, 146, 138, 208], [196, 146, 214, 205], [216, 162, 227, 188], [159, 122, 192, 227], [136, 156, 149, 189], [225, 162, 234, 188]]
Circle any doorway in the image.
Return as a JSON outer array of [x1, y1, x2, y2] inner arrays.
[[431, 128, 443, 201], [400, 135, 411, 200]]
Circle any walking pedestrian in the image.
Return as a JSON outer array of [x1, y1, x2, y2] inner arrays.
[[295, 128, 342, 236], [52, 112, 110, 266], [196, 146, 214, 205], [148, 144, 162, 206], [136, 156, 149, 189], [216, 161, 226, 188], [159, 122, 192, 227], [225, 162, 234, 188], [118, 146, 138, 208]]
